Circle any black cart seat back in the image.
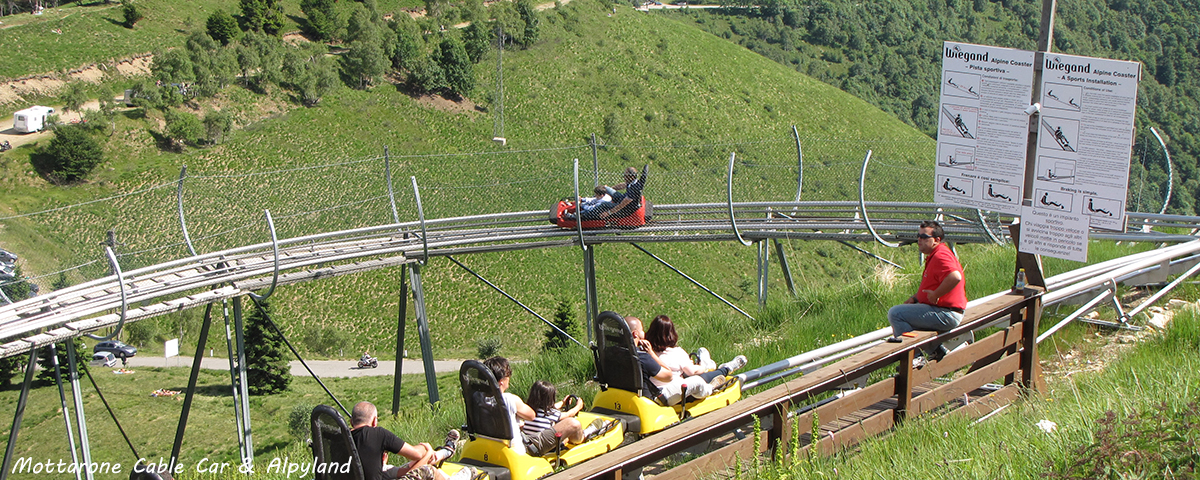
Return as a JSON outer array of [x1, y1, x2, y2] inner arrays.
[[310, 404, 365, 480], [592, 311, 646, 396], [460, 360, 515, 442]]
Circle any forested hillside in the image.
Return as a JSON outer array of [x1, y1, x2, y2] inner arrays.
[[667, 0, 1198, 215]]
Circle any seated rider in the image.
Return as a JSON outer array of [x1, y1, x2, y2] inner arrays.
[[523, 380, 609, 444], [645, 315, 745, 381], [361, 351, 374, 363], [626, 316, 746, 406], [482, 356, 584, 456], [350, 401, 468, 480], [565, 185, 617, 220], [586, 166, 646, 221]]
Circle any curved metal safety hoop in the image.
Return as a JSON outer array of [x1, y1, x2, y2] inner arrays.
[[86, 247, 128, 340], [791, 125, 803, 202], [1149, 127, 1174, 215], [248, 210, 281, 302], [411, 176, 430, 264], [574, 159, 586, 250], [727, 152, 752, 246], [177, 165, 198, 257], [858, 150, 900, 248], [976, 209, 1005, 245]]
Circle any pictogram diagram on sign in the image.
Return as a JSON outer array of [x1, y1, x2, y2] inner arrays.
[[984, 183, 1018, 204], [1042, 83, 1082, 112], [1084, 196, 1121, 218], [1039, 117, 1079, 153], [1035, 189, 1073, 212], [940, 105, 978, 140], [938, 175, 973, 197], [943, 71, 981, 100], [1035, 156, 1076, 184], [937, 144, 976, 170]]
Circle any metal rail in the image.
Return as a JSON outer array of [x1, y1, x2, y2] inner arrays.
[[1, 202, 1197, 358]]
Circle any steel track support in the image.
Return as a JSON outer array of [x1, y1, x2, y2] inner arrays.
[[583, 245, 599, 345], [49, 344, 82, 480], [409, 263, 440, 404], [773, 239, 796, 297], [231, 297, 254, 468], [1, 348, 37, 480], [65, 344, 93, 480], [220, 299, 248, 466], [392, 267, 408, 416], [756, 240, 769, 308], [171, 303, 213, 470], [631, 243, 754, 321]]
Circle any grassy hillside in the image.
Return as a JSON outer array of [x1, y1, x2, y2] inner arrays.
[[1, 0, 937, 359]]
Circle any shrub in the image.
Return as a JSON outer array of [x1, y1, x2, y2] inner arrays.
[[300, 0, 340, 42], [36, 338, 88, 383], [476, 337, 502, 359], [60, 82, 89, 113], [31, 125, 104, 183], [125, 318, 161, 347], [302, 326, 350, 357], [122, 1, 143, 28], [436, 37, 474, 98], [288, 403, 315, 442], [0, 355, 24, 386]]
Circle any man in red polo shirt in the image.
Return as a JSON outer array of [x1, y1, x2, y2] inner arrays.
[[887, 221, 967, 361]]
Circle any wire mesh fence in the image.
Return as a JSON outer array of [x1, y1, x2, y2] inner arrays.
[[1, 128, 1166, 301]]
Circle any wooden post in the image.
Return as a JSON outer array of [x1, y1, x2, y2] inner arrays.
[[1021, 296, 1045, 392], [894, 350, 915, 424], [769, 400, 792, 461]]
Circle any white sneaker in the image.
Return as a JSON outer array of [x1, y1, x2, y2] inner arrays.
[[447, 466, 477, 480], [694, 347, 716, 370], [718, 355, 747, 374]]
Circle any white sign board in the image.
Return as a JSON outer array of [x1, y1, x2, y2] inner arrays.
[[165, 338, 179, 359], [1021, 53, 1141, 262], [935, 42, 1036, 214]]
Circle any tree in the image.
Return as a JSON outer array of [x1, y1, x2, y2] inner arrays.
[[35, 338, 87, 383], [436, 36, 474, 98], [164, 110, 205, 149], [244, 300, 291, 395], [543, 299, 582, 351], [341, 5, 389, 89], [516, 0, 539, 49], [0, 354, 24, 386], [1, 264, 32, 303], [150, 48, 196, 85], [240, 0, 285, 35], [462, 21, 491, 64], [31, 125, 104, 183], [300, 0, 340, 42], [207, 10, 241, 45], [203, 110, 233, 144], [121, 0, 143, 28], [60, 82, 88, 113], [391, 18, 424, 72]]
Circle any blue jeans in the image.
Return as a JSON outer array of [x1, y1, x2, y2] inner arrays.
[[887, 303, 963, 337]]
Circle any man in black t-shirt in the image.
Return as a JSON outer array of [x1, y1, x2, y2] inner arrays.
[[350, 401, 466, 480], [598, 166, 646, 220]]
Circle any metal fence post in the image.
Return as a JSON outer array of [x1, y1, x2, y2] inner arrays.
[[409, 263, 439, 404]]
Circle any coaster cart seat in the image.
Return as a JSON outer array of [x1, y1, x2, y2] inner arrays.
[[550, 198, 652, 230], [458, 361, 625, 480], [310, 405, 482, 480], [590, 311, 741, 436]]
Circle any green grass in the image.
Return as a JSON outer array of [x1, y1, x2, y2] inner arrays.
[[753, 304, 1200, 480]]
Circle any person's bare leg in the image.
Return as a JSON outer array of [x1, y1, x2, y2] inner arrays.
[[555, 417, 583, 443]]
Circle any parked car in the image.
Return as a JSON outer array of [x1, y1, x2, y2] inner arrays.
[[93, 340, 137, 358], [90, 352, 119, 368]]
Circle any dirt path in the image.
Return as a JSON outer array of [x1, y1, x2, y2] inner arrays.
[[0, 98, 104, 149]]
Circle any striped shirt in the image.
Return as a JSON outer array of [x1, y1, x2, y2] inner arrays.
[[521, 408, 562, 436]]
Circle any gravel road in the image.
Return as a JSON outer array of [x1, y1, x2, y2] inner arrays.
[[124, 356, 463, 378]]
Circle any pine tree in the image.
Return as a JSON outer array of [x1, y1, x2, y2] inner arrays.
[[35, 338, 87, 383], [244, 300, 291, 395]]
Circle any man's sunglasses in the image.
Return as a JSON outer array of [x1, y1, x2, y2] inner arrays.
[[917, 233, 937, 239]]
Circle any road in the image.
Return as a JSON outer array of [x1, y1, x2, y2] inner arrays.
[[123, 356, 464, 378]]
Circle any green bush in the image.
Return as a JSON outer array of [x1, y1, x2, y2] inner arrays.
[[121, 0, 143, 28], [288, 403, 315, 442], [476, 337, 502, 359], [35, 338, 88, 383], [437, 37, 475, 98], [30, 125, 104, 184], [125, 318, 161, 347], [203, 110, 234, 144], [543, 299, 583, 351], [60, 82, 89, 113], [302, 325, 350, 357]]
